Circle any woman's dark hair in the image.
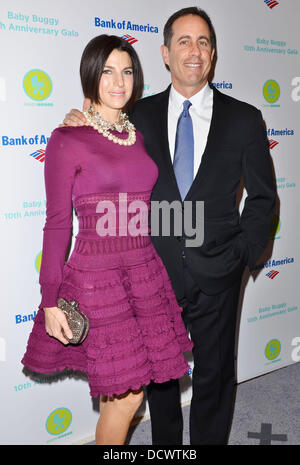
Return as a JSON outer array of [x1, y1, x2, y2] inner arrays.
[[80, 34, 144, 111], [163, 7, 217, 51]]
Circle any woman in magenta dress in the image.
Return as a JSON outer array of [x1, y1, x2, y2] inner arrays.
[[22, 34, 192, 445]]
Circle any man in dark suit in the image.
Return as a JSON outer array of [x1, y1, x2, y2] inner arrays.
[[64, 7, 276, 445]]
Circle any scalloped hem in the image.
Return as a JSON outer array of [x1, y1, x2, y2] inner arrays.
[[21, 358, 191, 398]]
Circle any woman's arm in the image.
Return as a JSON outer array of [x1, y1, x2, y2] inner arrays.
[[39, 128, 78, 343]]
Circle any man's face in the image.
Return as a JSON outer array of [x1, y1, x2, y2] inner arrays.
[[161, 14, 215, 97]]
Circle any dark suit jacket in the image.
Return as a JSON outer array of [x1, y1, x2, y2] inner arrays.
[[129, 84, 276, 298]]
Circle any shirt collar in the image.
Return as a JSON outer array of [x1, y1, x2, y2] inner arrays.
[[169, 82, 212, 113]]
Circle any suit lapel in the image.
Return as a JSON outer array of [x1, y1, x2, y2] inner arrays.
[[153, 86, 182, 200]]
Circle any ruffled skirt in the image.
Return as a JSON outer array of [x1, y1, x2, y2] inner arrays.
[[22, 242, 193, 397]]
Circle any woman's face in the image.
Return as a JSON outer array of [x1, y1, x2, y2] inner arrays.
[[98, 49, 134, 113]]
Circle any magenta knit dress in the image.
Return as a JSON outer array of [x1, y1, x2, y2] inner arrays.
[[21, 126, 192, 398]]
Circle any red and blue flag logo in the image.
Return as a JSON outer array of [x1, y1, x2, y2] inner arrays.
[[29, 149, 45, 163], [268, 139, 279, 150], [121, 34, 138, 44], [264, 0, 279, 9], [266, 270, 279, 279]]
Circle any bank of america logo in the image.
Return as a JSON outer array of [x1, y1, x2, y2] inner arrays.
[[264, 0, 279, 9], [29, 149, 45, 163], [266, 270, 279, 279], [121, 34, 138, 44], [269, 139, 279, 150]]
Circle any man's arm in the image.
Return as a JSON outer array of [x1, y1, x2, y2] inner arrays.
[[240, 109, 276, 270]]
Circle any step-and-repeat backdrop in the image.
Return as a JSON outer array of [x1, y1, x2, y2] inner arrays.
[[0, 0, 299, 445]]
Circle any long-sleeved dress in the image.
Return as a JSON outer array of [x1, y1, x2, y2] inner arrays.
[[21, 125, 193, 397]]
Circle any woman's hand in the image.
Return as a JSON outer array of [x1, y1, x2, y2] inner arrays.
[[44, 307, 73, 345]]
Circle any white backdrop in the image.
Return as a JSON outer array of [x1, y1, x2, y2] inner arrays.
[[0, 0, 299, 445]]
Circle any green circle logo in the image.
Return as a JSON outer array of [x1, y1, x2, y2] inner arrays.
[[35, 251, 42, 273], [46, 407, 72, 435], [23, 69, 52, 101], [265, 339, 281, 360], [270, 215, 281, 238], [263, 79, 280, 104]]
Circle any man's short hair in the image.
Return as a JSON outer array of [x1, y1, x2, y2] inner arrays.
[[163, 7, 217, 51], [80, 34, 144, 111]]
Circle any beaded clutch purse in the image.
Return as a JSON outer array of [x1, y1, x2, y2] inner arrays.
[[57, 297, 90, 345]]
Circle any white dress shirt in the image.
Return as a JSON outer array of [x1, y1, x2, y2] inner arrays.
[[168, 82, 213, 179]]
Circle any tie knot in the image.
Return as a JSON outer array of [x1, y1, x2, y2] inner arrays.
[[182, 100, 192, 116]]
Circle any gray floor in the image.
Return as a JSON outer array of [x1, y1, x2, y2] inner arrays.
[[86, 362, 300, 445]]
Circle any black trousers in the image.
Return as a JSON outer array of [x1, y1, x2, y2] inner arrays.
[[146, 264, 242, 445]]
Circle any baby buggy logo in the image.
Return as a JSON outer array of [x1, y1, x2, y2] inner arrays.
[[265, 339, 281, 363], [270, 215, 281, 239], [35, 251, 42, 273], [263, 79, 280, 107], [46, 407, 72, 442], [23, 69, 53, 106]]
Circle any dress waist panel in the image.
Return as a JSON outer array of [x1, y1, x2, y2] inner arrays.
[[73, 234, 151, 256]]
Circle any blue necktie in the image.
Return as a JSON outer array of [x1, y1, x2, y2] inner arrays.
[[173, 100, 194, 200]]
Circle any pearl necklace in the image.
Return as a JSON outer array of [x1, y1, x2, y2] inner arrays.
[[84, 106, 136, 146]]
